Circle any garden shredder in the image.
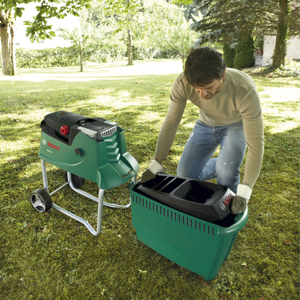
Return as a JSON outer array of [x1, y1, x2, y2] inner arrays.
[[130, 174, 249, 280], [30, 111, 139, 236]]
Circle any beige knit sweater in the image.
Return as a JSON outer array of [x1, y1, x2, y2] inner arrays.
[[155, 68, 264, 189]]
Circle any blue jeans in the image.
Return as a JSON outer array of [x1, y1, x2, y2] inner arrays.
[[177, 120, 247, 193]]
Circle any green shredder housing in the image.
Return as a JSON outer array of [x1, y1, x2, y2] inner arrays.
[[130, 182, 248, 281], [38, 111, 139, 189]]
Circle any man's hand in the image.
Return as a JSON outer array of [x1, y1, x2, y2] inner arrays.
[[141, 159, 164, 184], [231, 184, 252, 214], [231, 196, 247, 214]]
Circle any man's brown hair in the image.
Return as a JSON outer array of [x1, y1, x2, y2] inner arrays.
[[184, 47, 226, 86]]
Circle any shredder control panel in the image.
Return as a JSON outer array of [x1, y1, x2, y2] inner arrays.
[[41, 111, 118, 145]]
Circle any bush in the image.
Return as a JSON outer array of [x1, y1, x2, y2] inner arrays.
[[153, 49, 181, 59], [88, 42, 126, 63], [14, 42, 188, 69], [268, 60, 300, 77], [222, 43, 236, 68], [234, 35, 255, 70], [16, 47, 79, 68], [15, 43, 126, 68], [132, 45, 156, 60]]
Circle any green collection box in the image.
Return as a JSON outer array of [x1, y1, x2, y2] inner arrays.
[[130, 182, 249, 281]]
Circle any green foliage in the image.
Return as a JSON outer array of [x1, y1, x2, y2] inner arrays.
[[172, 0, 194, 5], [254, 34, 264, 50], [223, 43, 236, 68], [1, 0, 92, 42], [153, 49, 182, 59], [89, 43, 126, 63], [143, 0, 198, 68], [15, 45, 125, 68], [9, 0, 198, 70], [102, 0, 144, 65], [0, 61, 299, 299], [234, 35, 255, 70], [192, 0, 300, 68], [267, 60, 300, 78], [99, 0, 199, 66], [244, 61, 300, 78], [0, 0, 92, 75], [104, 0, 142, 25], [15, 47, 79, 68], [271, 66, 300, 77], [132, 45, 156, 60]]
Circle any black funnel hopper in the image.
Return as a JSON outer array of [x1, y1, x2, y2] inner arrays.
[[136, 174, 235, 222]]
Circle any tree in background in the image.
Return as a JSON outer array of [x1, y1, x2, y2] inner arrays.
[[234, 34, 255, 70], [101, 0, 144, 65], [223, 43, 236, 68], [59, 1, 127, 71], [0, 9, 16, 75], [98, 0, 198, 67], [272, 0, 289, 68], [0, 0, 91, 75], [143, 0, 199, 68], [59, 8, 95, 72], [191, 0, 300, 68]]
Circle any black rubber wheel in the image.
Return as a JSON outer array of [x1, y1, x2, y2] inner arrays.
[[31, 188, 52, 212], [64, 171, 85, 189]]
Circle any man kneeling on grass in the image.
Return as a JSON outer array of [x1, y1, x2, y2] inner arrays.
[[142, 46, 264, 214]]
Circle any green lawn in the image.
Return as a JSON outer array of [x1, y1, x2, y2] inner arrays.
[[0, 60, 299, 300]]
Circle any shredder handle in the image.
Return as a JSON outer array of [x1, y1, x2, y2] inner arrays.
[[128, 176, 137, 190], [219, 207, 249, 235]]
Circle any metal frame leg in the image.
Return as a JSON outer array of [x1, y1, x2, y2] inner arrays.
[[52, 189, 104, 236], [40, 160, 104, 236], [39, 160, 134, 236], [67, 172, 135, 209], [41, 160, 49, 193]]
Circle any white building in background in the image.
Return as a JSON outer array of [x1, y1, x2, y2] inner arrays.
[[263, 35, 300, 66], [14, 3, 79, 49]]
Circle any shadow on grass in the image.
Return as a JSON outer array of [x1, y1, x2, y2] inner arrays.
[[261, 124, 299, 174], [0, 74, 176, 115], [252, 76, 300, 89]]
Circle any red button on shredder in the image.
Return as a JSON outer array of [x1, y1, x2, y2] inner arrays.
[[60, 125, 69, 135]]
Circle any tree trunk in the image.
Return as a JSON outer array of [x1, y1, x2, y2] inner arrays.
[[272, 0, 289, 68], [0, 20, 16, 76], [127, 29, 133, 66], [181, 43, 185, 70], [79, 42, 84, 72], [10, 25, 16, 75]]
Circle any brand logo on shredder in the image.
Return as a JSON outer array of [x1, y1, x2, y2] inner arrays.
[[219, 203, 227, 211], [224, 194, 234, 206], [47, 142, 60, 151], [42, 139, 46, 145]]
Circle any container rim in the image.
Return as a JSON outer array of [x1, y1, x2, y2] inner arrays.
[[219, 207, 249, 235]]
